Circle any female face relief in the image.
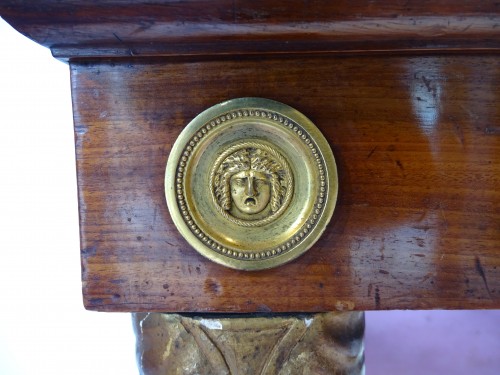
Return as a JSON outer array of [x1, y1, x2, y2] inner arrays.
[[229, 170, 271, 215]]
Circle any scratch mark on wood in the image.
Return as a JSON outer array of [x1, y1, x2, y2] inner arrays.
[[375, 287, 381, 309], [422, 75, 437, 97], [367, 146, 377, 159], [415, 237, 425, 248], [396, 159, 404, 171], [152, 204, 158, 229], [454, 123, 466, 147], [439, 203, 449, 232], [112, 32, 136, 56], [475, 256, 492, 298]]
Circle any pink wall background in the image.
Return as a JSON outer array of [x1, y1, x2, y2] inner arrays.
[[366, 310, 500, 374]]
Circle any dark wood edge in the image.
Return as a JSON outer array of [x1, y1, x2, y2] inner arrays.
[[1, 9, 499, 60], [53, 39, 500, 62]]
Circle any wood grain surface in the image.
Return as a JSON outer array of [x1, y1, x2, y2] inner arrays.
[[72, 54, 500, 312], [1, 1, 499, 59]]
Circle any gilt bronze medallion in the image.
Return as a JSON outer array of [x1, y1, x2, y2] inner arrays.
[[165, 98, 337, 270]]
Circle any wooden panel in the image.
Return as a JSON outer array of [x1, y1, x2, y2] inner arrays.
[[72, 54, 500, 312], [1, 1, 499, 59]]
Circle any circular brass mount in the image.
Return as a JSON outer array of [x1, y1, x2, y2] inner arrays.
[[165, 98, 338, 270]]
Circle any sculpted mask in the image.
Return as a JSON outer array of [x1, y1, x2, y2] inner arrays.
[[212, 144, 293, 225], [230, 170, 271, 215]]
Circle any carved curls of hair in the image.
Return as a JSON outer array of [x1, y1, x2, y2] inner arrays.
[[213, 147, 287, 213], [214, 149, 250, 210]]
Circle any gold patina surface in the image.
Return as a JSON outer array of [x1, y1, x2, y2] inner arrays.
[[165, 98, 338, 270], [134, 312, 365, 375]]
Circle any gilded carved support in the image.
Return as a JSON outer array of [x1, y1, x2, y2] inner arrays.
[[134, 312, 365, 375]]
